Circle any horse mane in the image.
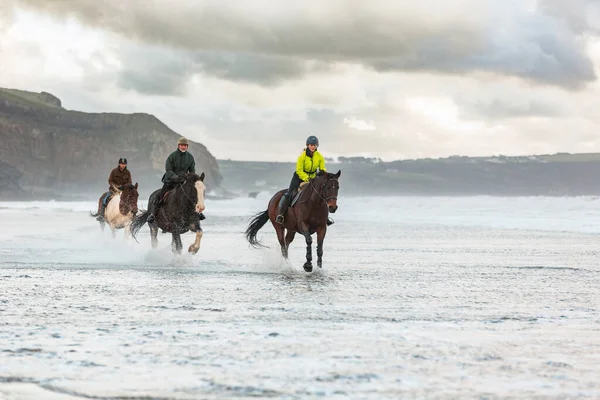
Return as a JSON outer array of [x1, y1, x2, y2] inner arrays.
[[298, 172, 333, 203]]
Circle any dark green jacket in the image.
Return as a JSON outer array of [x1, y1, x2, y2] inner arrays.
[[161, 150, 196, 183]]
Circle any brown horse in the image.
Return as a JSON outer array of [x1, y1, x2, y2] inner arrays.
[[245, 170, 341, 272], [90, 183, 139, 238]]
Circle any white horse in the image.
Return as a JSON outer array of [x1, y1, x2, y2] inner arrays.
[[91, 183, 139, 238]]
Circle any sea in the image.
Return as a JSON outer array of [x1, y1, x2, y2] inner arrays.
[[0, 194, 599, 399]]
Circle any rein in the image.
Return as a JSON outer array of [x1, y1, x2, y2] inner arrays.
[[176, 180, 197, 209]]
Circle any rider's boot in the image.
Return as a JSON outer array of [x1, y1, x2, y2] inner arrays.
[[198, 213, 205, 220], [96, 196, 109, 221], [275, 194, 289, 224], [96, 203, 106, 222], [327, 217, 334, 226]]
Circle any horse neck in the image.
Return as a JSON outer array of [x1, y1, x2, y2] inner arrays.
[[176, 182, 197, 210], [305, 177, 325, 205]]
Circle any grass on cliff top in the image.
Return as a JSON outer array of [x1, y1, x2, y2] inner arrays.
[[0, 88, 61, 110], [537, 153, 600, 162]]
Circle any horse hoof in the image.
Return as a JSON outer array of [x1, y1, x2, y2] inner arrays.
[[188, 245, 199, 254], [317, 261, 322, 268], [303, 262, 313, 272]]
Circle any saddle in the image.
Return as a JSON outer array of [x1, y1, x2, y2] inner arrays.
[[290, 181, 309, 207]]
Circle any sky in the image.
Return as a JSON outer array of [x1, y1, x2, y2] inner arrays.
[[1, 0, 600, 162]]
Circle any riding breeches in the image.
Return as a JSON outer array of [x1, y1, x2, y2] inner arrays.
[[102, 192, 111, 205], [286, 172, 303, 197]]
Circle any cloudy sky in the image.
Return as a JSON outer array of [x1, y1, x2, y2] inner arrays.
[[1, 0, 600, 161]]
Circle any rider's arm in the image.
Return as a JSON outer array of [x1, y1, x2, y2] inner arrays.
[[108, 169, 117, 187], [296, 153, 309, 181], [188, 155, 196, 174], [164, 153, 176, 181], [318, 152, 327, 173]]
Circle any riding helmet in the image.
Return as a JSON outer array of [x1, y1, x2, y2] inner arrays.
[[118, 157, 127, 164], [306, 135, 319, 146], [178, 137, 189, 145]]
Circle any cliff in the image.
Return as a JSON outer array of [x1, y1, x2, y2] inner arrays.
[[0, 87, 222, 200]]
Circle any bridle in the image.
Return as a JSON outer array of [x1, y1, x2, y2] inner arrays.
[[119, 188, 138, 216], [310, 176, 338, 205], [177, 180, 197, 206]]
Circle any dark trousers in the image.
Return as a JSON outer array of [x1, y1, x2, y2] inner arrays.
[[101, 191, 112, 206], [286, 173, 302, 197]]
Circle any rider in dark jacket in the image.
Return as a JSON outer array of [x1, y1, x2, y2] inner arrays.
[[97, 158, 132, 220], [147, 137, 205, 223]]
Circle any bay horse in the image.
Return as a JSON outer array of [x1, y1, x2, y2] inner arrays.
[[90, 183, 139, 238], [130, 172, 206, 255], [245, 170, 340, 272]]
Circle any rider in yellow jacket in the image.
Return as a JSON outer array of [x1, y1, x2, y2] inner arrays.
[[276, 135, 333, 225]]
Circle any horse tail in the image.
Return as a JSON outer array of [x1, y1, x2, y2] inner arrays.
[[89, 211, 100, 218], [245, 210, 269, 248], [130, 210, 149, 240]]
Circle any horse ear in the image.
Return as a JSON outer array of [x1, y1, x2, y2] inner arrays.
[[134, 182, 138, 189], [335, 170, 341, 178], [199, 172, 205, 181]]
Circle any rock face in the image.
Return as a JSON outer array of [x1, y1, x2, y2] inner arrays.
[[0, 87, 222, 199], [0, 159, 24, 198]]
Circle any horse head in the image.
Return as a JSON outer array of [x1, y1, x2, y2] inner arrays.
[[119, 182, 139, 216], [315, 170, 341, 213], [180, 172, 206, 214]]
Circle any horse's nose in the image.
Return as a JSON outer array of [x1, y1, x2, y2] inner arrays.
[[327, 199, 337, 213]]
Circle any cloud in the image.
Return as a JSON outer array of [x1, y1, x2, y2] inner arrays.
[[538, 0, 600, 34], [3, 2, 600, 162], [458, 97, 564, 121], [8, 0, 598, 90], [343, 117, 376, 131]]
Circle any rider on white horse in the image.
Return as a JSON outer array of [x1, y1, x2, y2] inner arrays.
[[97, 158, 132, 221]]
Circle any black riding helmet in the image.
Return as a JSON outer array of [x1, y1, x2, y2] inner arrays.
[[118, 158, 127, 165], [306, 135, 319, 146]]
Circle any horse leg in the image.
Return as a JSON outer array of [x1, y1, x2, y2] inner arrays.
[[316, 227, 327, 269], [275, 224, 287, 258], [171, 232, 182, 255], [300, 223, 313, 272], [150, 223, 159, 248], [110, 225, 116, 239], [284, 230, 296, 259], [188, 228, 203, 254]]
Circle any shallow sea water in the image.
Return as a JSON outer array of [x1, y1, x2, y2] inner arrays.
[[0, 195, 599, 399]]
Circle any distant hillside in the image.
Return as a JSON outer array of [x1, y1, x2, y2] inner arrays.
[[218, 153, 600, 197], [0, 87, 222, 200]]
